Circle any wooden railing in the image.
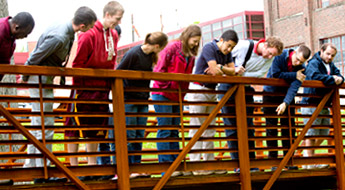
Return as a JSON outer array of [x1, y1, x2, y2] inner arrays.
[[0, 65, 344, 190]]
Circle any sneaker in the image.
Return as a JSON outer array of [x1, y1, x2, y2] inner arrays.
[[0, 179, 13, 186], [287, 166, 299, 170], [302, 165, 310, 169], [130, 173, 141, 179], [111, 175, 118, 180], [49, 177, 68, 183], [78, 176, 92, 181], [182, 171, 192, 176], [234, 168, 259, 173], [192, 170, 214, 176], [315, 164, 329, 169], [98, 175, 114, 181], [171, 171, 183, 177], [214, 170, 227, 175], [250, 168, 260, 172]]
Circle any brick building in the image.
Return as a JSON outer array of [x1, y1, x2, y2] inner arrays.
[[264, 0, 345, 74]]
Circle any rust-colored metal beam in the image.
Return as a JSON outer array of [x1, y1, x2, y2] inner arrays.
[[112, 78, 130, 190], [235, 85, 251, 190], [263, 90, 334, 190], [153, 85, 238, 190], [331, 89, 345, 189], [0, 105, 89, 190]]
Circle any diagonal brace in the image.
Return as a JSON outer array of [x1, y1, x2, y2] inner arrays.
[[153, 85, 238, 190], [263, 90, 334, 190], [0, 105, 90, 190]]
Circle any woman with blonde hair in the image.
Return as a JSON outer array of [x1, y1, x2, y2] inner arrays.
[[151, 25, 202, 177]]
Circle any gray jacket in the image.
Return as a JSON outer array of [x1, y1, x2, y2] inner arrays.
[[23, 22, 74, 81]]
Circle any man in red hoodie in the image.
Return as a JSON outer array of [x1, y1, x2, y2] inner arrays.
[[65, 2, 124, 178]]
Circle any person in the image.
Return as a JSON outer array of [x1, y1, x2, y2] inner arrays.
[[187, 29, 241, 176], [0, 11, 35, 186], [21, 7, 97, 183], [301, 43, 344, 169], [218, 36, 283, 172], [115, 32, 168, 178], [151, 24, 201, 177], [97, 24, 122, 166], [64, 1, 124, 181], [263, 45, 311, 170], [0, 12, 34, 81]]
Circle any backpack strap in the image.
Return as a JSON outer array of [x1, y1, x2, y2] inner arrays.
[[242, 40, 254, 68]]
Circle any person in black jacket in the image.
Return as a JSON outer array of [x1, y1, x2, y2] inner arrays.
[[301, 43, 343, 169], [263, 45, 311, 169], [116, 31, 168, 178]]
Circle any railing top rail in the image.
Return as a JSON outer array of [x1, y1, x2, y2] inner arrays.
[[0, 65, 340, 89]]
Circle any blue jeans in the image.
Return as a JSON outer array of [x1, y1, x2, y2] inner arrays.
[[218, 83, 256, 159], [97, 117, 116, 165], [152, 94, 180, 163], [125, 104, 148, 164]]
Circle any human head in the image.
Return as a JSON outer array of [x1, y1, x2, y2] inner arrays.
[[103, 1, 124, 29], [72, 6, 97, 32], [217, 29, 238, 55], [10, 12, 35, 39], [179, 25, 202, 57], [144, 32, 168, 64], [292, 45, 311, 66], [261, 36, 284, 59], [144, 32, 168, 52], [320, 43, 337, 64]]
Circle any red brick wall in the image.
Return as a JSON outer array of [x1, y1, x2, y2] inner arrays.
[[312, 3, 345, 49], [277, 0, 304, 18], [264, 0, 345, 53], [270, 15, 305, 47]]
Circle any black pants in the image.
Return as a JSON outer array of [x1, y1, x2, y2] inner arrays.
[[263, 95, 296, 158]]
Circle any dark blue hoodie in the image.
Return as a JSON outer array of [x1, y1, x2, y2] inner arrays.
[[263, 49, 305, 105], [301, 51, 344, 105]]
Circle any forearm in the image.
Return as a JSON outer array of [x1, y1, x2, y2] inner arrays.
[[220, 64, 236, 76]]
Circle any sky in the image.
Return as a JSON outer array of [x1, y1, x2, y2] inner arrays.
[[7, 0, 264, 50]]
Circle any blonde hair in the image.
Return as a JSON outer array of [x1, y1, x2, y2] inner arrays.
[[266, 36, 284, 55], [103, 1, 124, 17]]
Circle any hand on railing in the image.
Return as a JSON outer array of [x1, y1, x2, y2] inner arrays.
[[235, 65, 245, 76], [204, 64, 224, 76], [333, 75, 343, 85], [296, 69, 306, 82]]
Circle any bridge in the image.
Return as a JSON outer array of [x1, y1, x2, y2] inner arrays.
[[0, 65, 343, 190]]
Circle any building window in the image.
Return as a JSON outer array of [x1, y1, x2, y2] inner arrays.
[[202, 32, 212, 43], [212, 22, 221, 31], [234, 24, 243, 33], [213, 30, 222, 39], [202, 25, 211, 33], [318, 0, 330, 8], [233, 16, 243, 25], [222, 19, 232, 28]]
